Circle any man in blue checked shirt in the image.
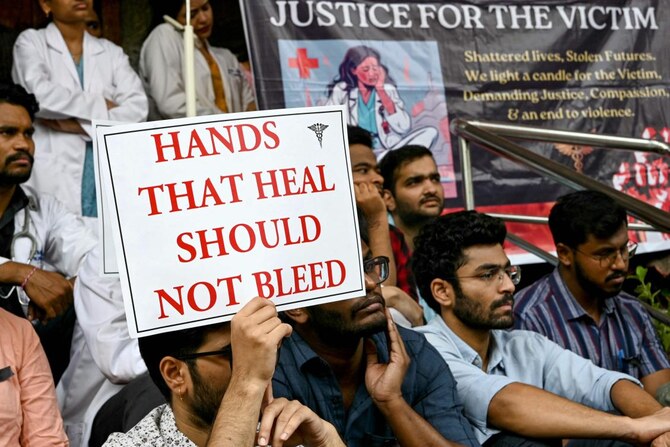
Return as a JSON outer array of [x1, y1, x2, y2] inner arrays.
[[514, 191, 670, 401]]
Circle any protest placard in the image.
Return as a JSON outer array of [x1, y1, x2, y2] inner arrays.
[[96, 105, 363, 337]]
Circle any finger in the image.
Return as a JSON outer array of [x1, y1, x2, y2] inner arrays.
[[266, 321, 293, 346], [271, 401, 308, 446], [386, 308, 408, 358], [236, 296, 275, 317], [258, 398, 287, 446], [364, 338, 378, 367], [262, 383, 274, 408]]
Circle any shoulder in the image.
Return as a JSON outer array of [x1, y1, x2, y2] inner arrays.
[[14, 27, 45, 46], [611, 292, 654, 320], [141, 24, 180, 51], [0, 307, 33, 339], [103, 405, 167, 446], [514, 273, 554, 310]]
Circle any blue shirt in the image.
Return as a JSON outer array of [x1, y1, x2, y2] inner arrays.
[[416, 317, 639, 444], [514, 268, 670, 379], [272, 326, 479, 447]]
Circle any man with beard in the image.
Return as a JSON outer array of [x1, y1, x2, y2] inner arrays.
[[514, 191, 670, 401], [379, 145, 444, 322], [104, 297, 345, 447], [0, 83, 95, 380], [272, 215, 478, 446], [348, 126, 424, 326], [413, 211, 670, 447], [379, 145, 444, 253]]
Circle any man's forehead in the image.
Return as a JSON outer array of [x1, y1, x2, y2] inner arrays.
[[0, 103, 32, 125], [460, 244, 508, 269], [396, 156, 437, 177]]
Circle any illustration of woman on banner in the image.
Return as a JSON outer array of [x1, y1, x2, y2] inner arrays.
[[326, 45, 437, 155]]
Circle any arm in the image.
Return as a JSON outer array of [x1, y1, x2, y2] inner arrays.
[[206, 297, 293, 446], [643, 369, 670, 401], [140, 25, 199, 119], [611, 379, 663, 417], [376, 84, 410, 133], [12, 29, 108, 121], [354, 182, 397, 285], [382, 286, 423, 327], [105, 43, 148, 125], [15, 315, 68, 445], [73, 247, 146, 382], [0, 261, 72, 321], [365, 310, 465, 446]]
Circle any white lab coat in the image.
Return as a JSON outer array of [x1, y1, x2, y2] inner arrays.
[[0, 186, 95, 277], [326, 82, 411, 150], [57, 246, 146, 447], [11, 23, 148, 216], [139, 23, 255, 120]]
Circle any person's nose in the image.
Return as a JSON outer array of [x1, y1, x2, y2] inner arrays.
[[498, 271, 516, 294]]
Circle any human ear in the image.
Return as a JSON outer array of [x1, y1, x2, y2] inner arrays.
[[284, 308, 308, 324], [160, 356, 189, 398], [556, 243, 573, 267], [383, 189, 396, 212], [431, 278, 455, 309]]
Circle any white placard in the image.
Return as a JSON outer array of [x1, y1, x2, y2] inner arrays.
[[97, 105, 363, 337]]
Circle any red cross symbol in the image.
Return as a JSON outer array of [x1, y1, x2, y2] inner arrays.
[[288, 48, 319, 79]]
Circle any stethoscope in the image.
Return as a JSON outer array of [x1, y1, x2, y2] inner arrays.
[[0, 196, 39, 305]]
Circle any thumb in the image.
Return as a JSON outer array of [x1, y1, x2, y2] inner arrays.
[[365, 338, 378, 366]]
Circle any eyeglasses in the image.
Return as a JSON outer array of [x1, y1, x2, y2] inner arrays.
[[574, 242, 637, 268], [175, 345, 233, 362], [452, 265, 522, 286], [364, 256, 390, 286]]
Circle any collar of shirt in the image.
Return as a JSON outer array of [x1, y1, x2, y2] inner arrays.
[[549, 268, 616, 322], [431, 316, 506, 374], [0, 187, 29, 231]]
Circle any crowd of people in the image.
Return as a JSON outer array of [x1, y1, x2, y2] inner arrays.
[[2, 0, 670, 446]]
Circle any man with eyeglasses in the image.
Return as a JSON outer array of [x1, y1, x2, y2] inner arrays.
[[272, 214, 479, 446], [103, 297, 345, 447], [514, 190, 670, 401], [413, 210, 670, 446]]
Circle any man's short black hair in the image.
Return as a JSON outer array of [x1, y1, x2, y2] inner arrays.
[[0, 83, 39, 121], [548, 190, 627, 248], [379, 145, 434, 193], [412, 211, 507, 313], [138, 322, 228, 401], [347, 125, 373, 148]]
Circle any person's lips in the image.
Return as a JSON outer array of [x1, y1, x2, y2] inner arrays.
[[353, 293, 385, 315], [606, 273, 626, 285]]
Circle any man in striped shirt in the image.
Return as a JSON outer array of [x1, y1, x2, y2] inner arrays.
[[514, 190, 670, 401]]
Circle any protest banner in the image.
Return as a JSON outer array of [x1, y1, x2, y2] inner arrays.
[[96, 105, 364, 337], [240, 0, 670, 261]]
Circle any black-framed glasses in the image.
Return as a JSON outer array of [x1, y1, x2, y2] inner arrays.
[[175, 345, 233, 362], [364, 256, 389, 286], [574, 242, 637, 268], [452, 265, 522, 286]]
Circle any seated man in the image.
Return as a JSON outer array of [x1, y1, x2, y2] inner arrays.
[[514, 190, 670, 400], [273, 214, 478, 446], [0, 307, 68, 446], [379, 145, 445, 322], [348, 125, 423, 326], [104, 297, 344, 447], [413, 210, 670, 446], [0, 83, 95, 381]]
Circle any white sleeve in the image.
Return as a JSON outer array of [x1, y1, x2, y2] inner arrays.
[[11, 29, 108, 121], [73, 247, 146, 383]]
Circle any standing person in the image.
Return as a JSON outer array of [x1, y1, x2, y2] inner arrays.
[[12, 0, 148, 223], [413, 211, 670, 446], [140, 0, 256, 120], [326, 45, 436, 155], [514, 190, 670, 400], [0, 307, 68, 446]]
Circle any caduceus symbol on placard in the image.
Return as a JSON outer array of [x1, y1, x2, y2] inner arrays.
[[308, 123, 329, 148]]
